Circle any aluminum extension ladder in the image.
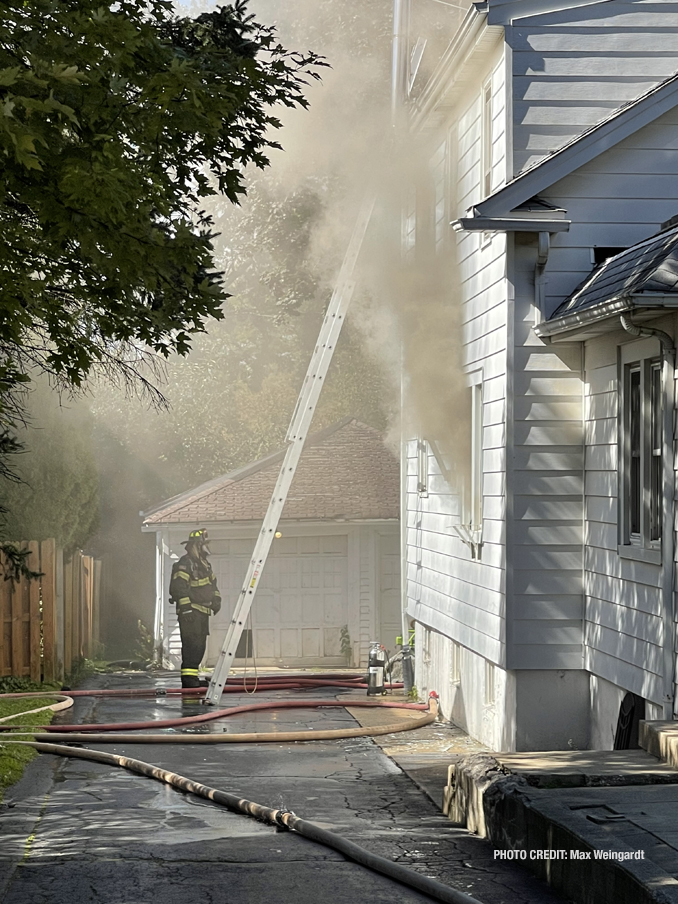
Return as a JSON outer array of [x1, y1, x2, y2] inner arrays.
[[205, 193, 375, 704]]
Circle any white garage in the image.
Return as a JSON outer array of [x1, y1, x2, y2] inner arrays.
[[142, 419, 401, 669]]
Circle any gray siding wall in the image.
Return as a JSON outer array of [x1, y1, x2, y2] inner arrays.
[[509, 2, 678, 175], [543, 109, 678, 318], [536, 122, 678, 702], [507, 236, 584, 669]]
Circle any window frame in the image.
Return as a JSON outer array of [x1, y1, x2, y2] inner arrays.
[[619, 338, 663, 561]]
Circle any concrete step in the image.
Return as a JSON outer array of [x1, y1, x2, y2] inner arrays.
[[639, 720, 678, 768]]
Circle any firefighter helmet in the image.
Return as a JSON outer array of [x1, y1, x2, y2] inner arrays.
[[182, 529, 210, 553]]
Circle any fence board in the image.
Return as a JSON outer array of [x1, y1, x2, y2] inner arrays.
[[11, 562, 24, 676], [63, 557, 73, 676], [41, 540, 57, 683], [0, 577, 10, 676], [93, 559, 102, 648], [28, 541, 40, 682], [0, 542, 100, 681]]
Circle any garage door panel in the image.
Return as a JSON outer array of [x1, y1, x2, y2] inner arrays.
[[323, 594, 345, 624], [302, 594, 321, 623], [206, 535, 348, 667], [322, 536, 347, 555], [323, 627, 341, 657], [301, 560, 321, 589], [256, 629, 276, 659], [302, 628, 321, 658], [298, 536, 320, 555], [280, 628, 299, 659], [280, 592, 302, 624]]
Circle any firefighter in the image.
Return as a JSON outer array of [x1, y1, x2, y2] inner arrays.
[[169, 529, 222, 688]]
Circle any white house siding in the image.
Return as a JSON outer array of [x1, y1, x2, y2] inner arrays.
[[509, 1, 678, 175], [507, 237, 585, 672], [406, 48, 512, 748]]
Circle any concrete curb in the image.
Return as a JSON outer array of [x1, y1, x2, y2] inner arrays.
[[447, 754, 678, 904]]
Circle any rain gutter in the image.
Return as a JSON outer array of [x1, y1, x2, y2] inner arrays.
[[534, 295, 678, 341]]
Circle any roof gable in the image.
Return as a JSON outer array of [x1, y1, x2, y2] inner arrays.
[[475, 71, 678, 218], [142, 418, 399, 526]]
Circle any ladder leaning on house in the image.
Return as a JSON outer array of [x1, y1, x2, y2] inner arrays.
[[205, 193, 376, 705]]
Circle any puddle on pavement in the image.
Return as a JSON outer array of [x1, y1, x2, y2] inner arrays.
[[139, 783, 272, 841]]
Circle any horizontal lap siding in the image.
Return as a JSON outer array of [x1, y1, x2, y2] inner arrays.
[[508, 238, 583, 670], [407, 57, 507, 666], [509, 3, 678, 174], [541, 111, 678, 320], [583, 337, 664, 703]]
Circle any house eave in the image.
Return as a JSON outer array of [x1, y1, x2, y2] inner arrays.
[[410, 5, 503, 130], [453, 216, 571, 233], [535, 294, 678, 342]]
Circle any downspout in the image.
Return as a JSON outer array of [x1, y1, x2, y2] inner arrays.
[[620, 315, 676, 719], [393, 0, 414, 689], [391, 0, 410, 121], [534, 231, 550, 323]]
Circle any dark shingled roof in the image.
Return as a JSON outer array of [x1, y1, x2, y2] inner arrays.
[[551, 225, 678, 320], [143, 418, 399, 526]]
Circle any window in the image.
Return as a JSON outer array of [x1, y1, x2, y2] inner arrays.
[[591, 246, 626, 267], [481, 79, 493, 198], [621, 342, 663, 550], [417, 439, 429, 497]]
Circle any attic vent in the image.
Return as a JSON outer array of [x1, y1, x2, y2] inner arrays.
[[661, 213, 678, 232], [591, 247, 626, 266]]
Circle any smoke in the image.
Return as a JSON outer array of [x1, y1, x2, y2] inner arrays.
[[226, 0, 473, 476]]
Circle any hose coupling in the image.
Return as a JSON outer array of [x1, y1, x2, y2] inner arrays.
[[273, 808, 294, 829]]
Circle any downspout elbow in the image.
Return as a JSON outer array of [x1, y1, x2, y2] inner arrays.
[[620, 314, 675, 354]]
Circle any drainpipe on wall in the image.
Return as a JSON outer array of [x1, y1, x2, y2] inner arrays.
[[393, 0, 413, 684], [620, 315, 676, 719], [534, 231, 550, 323], [391, 0, 410, 121]]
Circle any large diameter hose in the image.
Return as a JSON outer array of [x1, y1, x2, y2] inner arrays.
[[21, 697, 437, 744], [13, 697, 427, 735], [8, 737, 482, 904]]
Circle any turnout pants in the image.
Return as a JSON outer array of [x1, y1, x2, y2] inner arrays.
[[178, 608, 209, 687]]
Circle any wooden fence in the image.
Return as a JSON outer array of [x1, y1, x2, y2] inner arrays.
[[0, 540, 101, 682]]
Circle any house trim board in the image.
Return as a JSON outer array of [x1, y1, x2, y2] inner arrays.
[[487, 0, 611, 25], [505, 234, 516, 671]]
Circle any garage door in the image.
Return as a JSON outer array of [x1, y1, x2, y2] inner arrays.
[[206, 534, 348, 667]]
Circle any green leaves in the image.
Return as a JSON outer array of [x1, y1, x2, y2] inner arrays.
[[0, 0, 324, 388]]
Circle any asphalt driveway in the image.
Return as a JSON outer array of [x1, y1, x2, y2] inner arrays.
[[0, 672, 566, 904]]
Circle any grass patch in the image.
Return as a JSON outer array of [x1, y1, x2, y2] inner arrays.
[[0, 696, 58, 799]]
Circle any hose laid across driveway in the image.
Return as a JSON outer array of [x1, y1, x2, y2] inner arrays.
[[5, 734, 482, 904], [8, 696, 438, 743]]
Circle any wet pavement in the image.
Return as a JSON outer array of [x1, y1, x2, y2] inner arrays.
[[0, 671, 568, 904]]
